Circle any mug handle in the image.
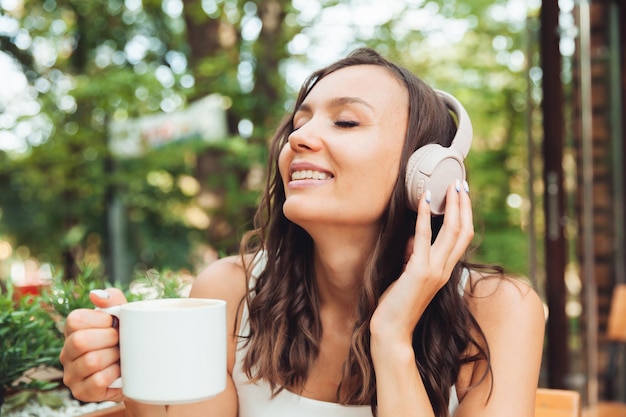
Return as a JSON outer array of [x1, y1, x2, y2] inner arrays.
[[96, 305, 123, 389]]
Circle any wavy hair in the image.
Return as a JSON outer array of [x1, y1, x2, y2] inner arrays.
[[239, 47, 492, 417]]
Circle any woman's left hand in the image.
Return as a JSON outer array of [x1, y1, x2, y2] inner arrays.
[[370, 179, 474, 343]]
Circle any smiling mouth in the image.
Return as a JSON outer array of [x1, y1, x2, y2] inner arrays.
[[291, 170, 333, 181]]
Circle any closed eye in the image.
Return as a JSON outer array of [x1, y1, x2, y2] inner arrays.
[[335, 120, 359, 128]]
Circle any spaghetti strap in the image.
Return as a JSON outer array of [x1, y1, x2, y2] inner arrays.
[[459, 268, 470, 295]]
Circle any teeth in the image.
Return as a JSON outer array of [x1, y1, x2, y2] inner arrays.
[[291, 170, 331, 181]]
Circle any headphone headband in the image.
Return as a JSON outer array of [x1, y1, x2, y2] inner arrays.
[[434, 90, 472, 157]]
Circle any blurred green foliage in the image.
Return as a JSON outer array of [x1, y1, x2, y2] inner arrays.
[[0, 0, 539, 279]]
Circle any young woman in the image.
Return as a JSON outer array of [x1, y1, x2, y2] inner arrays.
[[60, 48, 545, 417]]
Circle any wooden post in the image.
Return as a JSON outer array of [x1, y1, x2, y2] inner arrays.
[[540, 0, 570, 389]]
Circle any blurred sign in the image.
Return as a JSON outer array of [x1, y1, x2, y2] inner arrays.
[[109, 94, 227, 158]]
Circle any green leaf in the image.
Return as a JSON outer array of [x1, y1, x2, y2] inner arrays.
[[37, 391, 66, 409], [3, 390, 35, 410]]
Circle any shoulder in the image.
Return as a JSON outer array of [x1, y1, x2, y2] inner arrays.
[[463, 271, 546, 375], [455, 272, 545, 412], [465, 271, 545, 320], [190, 255, 252, 309], [465, 271, 545, 327]]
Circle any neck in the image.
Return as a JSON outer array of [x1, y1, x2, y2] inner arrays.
[[309, 227, 378, 311]]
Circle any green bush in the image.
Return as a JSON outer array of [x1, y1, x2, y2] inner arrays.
[[0, 283, 64, 406]]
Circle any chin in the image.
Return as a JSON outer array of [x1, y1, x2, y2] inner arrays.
[[282, 201, 314, 225]]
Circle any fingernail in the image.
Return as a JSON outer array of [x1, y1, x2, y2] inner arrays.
[[90, 289, 111, 299], [455, 179, 461, 192], [425, 190, 431, 204], [463, 180, 470, 193]]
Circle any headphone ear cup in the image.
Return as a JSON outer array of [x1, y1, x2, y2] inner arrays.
[[406, 144, 437, 212], [406, 144, 466, 215]]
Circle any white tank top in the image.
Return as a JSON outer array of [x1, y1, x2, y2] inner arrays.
[[233, 254, 469, 417]]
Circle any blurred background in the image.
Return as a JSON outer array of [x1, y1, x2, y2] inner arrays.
[[0, 0, 624, 410]]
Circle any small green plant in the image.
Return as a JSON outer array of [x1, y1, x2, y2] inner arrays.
[[0, 283, 64, 410], [42, 264, 109, 327], [126, 268, 191, 301]]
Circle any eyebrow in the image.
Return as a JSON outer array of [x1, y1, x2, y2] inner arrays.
[[296, 96, 375, 114]]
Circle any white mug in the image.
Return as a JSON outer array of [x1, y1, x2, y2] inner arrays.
[[101, 298, 227, 405]]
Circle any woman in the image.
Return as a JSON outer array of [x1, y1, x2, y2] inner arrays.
[[60, 48, 545, 417]]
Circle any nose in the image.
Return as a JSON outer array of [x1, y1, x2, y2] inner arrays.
[[288, 120, 323, 152]]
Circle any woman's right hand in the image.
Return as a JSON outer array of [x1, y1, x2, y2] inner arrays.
[[60, 288, 128, 403]]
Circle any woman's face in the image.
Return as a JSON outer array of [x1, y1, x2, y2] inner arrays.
[[278, 64, 409, 233]]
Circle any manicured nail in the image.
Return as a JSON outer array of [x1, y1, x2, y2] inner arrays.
[[90, 289, 111, 299], [425, 190, 431, 204], [455, 179, 461, 192], [463, 180, 470, 193]]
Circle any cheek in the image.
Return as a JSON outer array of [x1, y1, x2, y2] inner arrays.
[[381, 131, 405, 183], [369, 141, 403, 183], [362, 143, 403, 204], [347, 148, 400, 205]]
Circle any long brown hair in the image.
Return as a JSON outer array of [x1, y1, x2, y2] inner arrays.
[[239, 47, 491, 417]]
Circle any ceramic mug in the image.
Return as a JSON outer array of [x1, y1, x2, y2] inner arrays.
[[101, 298, 227, 405]]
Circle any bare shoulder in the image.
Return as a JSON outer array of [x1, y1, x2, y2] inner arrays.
[[189, 255, 251, 305], [465, 271, 545, 319], [455, 272, 545, 413]]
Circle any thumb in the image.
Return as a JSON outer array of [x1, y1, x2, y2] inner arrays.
[[89, 288, 128, 308]]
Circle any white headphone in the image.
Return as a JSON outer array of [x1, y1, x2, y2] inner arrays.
[[405, 90, 473, 215]]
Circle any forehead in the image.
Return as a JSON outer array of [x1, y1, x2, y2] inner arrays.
[[303, 65, 408, 111]]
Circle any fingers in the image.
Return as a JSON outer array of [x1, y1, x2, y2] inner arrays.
[[411, 189, 433, 256], [63, 288, 127, 338], [432, 179, 473, 268], [412, 179, 473, 275], [60, 324, 123, 402], [444, 179, 474, 252], [61, 324, 123, 402], [62, 343, 120, 383], [60, 290, 127, 403], [89, 288, 127, 308], [62, 324, 119, 360], [458, 180, 474, 245], [64, 307, 115, 337], [65, 358, 123, 403]]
